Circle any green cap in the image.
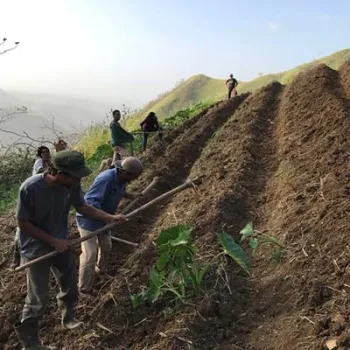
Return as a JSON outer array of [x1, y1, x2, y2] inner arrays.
[[52, 150, 92, 178]]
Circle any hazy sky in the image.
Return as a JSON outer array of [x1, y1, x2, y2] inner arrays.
[[0, 0, 349, 107]]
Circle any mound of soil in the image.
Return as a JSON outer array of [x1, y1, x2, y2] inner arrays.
[[1, 61, 350, 350]]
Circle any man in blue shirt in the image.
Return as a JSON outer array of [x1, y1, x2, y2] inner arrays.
[[76, 156, 143, 298]]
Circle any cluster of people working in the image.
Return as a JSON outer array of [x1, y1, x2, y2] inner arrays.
[[10, 108, 163, 349]]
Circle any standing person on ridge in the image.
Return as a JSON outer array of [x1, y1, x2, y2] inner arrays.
[[76, 156, 143, 299], [140, 111, 162, 151], [110, 109, 134, 164], [14, 150, 126, 350], [226, 74, 238, 99]]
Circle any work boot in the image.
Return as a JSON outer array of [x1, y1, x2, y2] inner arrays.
[[10, 242, 21, 269], [13, 319, 56, 350], [59, 301, 83, 330]]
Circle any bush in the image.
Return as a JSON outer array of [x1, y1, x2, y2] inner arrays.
[[0, 149, 34, 211]]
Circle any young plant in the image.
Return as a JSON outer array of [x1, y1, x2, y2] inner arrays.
[[240, 221, 285, 262], [217, 222, 285, 275], [130, 225, 209, 308]]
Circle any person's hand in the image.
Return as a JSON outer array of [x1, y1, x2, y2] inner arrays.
[[51, 238, 70, 252], [107, 214, 127, 224]]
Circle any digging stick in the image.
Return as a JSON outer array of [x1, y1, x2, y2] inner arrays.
[[121, 177, 159, 215], [110, 236, 138, 246], [15, 177, 201, 272], [110, 177, 160, 246]]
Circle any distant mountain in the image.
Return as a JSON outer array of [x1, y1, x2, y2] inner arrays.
[[9, 91, 110, 129], [125, 48, 350, 130], [0, 90, 110, 146]]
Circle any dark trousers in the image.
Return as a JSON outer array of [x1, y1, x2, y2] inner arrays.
[[142, 133, 149, 151], [228, 87, 237, 99], [21, 251, 78, 324]]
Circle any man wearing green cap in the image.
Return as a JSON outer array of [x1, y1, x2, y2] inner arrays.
[[76, 156, 143, 299], [14, 150, 126, 350]]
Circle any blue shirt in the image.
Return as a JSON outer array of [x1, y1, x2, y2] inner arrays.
[[76, 168, 126, 231]]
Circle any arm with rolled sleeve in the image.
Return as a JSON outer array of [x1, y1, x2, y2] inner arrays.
[[75, 177, 119, 224]]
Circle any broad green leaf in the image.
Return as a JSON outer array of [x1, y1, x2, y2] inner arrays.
[[130, 294, 143, 308], [170, 227, 192, 246], [249, 237, 259, 256], [240, 222, 254, 241], [149, 268, 163, 303], [156, 225, 192, 248], [156, 253, 169, 271], [218, 232, 251, 276]]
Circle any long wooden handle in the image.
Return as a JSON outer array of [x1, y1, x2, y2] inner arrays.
[[121, 177, 159, 214], [15, 177, 200, 272]]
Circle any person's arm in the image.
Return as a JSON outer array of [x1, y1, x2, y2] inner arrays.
[[117, 123, 134, 141], [74, 179, 125, 224], [18, 219, 69, 252], [154, 117, 160, 130], [76, 204, 125, 224], [124, 192, 140, 200], [17, 187, 69, 252]]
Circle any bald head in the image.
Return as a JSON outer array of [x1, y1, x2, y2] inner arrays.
[[121, 157, 143, 175]]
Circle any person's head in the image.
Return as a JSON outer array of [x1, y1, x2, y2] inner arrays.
[[116, 156, 143, 183], [112, 109, 121, 122], [54, 139, 68, 152], [49, 150, 92, 187], [148, 112, 156, 118], [230, 74, 233, 78], [37, 146, 50, 161]]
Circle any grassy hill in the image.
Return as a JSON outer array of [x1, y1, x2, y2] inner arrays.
[[125, 48, 350, 130]]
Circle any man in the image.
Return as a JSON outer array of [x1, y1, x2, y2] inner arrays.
[[14, 150, 126, 350], [76, 156, 143, 299], [140, 112, 163, 151], [10, 146, 52, 269], [225, 74, 238, 99], [110, 109, 134, 163]]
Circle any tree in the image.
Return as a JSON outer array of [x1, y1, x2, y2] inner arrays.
[[0, 37, 20, 55]]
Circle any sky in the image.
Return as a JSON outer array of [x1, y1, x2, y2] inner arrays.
[[0, 0, 349, 107]]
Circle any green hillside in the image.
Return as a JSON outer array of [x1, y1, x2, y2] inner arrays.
[[125, 48, 350, 130]]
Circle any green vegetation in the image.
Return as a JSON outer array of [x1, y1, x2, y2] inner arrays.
[[0, 150, 33, 212], [125, 48, 350, 129], [162, 100, 214, 128], [130, 225, 209, 307], [218, 222, 285, 275], [130, 222, 285, 307]]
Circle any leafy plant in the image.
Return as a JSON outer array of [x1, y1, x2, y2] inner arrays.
[[239, 221, 285, 262], [218, 231, 251, 276], [130, 225, 209, 307], [218, 222, 285, 275]]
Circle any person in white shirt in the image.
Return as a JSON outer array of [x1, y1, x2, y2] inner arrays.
[[32, 146, 51, 176]]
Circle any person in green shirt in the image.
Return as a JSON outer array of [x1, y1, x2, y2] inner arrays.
[[110, 109, 134, 164]]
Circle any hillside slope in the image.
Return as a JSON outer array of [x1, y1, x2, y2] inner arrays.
[[126, 48, 350, 130], [1, 61, 350, 349]]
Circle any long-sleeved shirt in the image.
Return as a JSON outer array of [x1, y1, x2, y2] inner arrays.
[[76, 168, 126, 232], [110, 121, 134, 147], [140, 115, 161, 132]]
